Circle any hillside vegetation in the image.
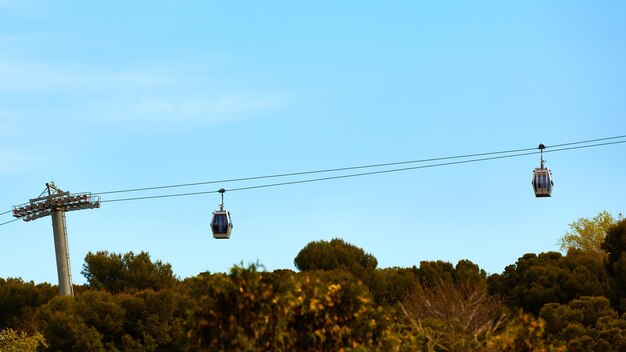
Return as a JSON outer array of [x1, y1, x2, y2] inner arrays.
[[2, 214, 626, 351]]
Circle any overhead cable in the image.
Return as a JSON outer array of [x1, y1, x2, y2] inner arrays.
[[98, 140, 626, 204], [547, 134, 626, 148], [93, 146, 537, 195], [93, 134, 626, 196], [101, 189, 220, 203], [3, 135, 626, 222], [0, 218, 19, 226]]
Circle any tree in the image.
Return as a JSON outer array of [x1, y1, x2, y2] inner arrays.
[[367, 267, 418, 305], [186, 264, 410, 351], [400, 277, 504, 351], [488, 251, 613, 314], [35, 252, 190, 351], [559, 211, 616, 258], [540, 296, 626, 352], [37, 289, 192, 351], [36, 295, 107, 352], [600, 218, 626, 309], [0, 278, 56, 331], [398, 259, 505, 351], [601, 218, 626, 270], [116, 288, 192, 351], [293, 238, 378, 281], [0, 328, 46, 352], [414, 260, 455, 288], [415, 259, 487, 288], [186, 264, 297, 351], [82, 251, 177, 293], [485, 312, 566, 352]]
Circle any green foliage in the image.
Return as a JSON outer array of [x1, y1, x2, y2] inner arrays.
[[0, 328, 46, 352], [289, 270, 394, 351], [29, 250, 191, 351], [82, 251, 177, 293], [416, 259, 487, 288], [4, 228, 626, 351], [0, 278, 56, 331], [37, 288, 191, 352], [488, 251, 613, 314], [600, 219, 626, 308], [186, 265, 292, 351], [294, 238, 378, 280], [186, 264, 409, 351], [118, 289, 192, 351], [367, 267, 418, 305], [559, 210, 616, 258], [485, 312, 565, 352], [415, 261, 455, 288], [602, 218, 626, 268], [540, 296, 626, 351], [36, 295, 106, 352], [454, 260, 488, 285]]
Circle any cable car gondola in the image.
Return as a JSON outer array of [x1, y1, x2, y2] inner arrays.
[[532, 143, 553, 197], [210, 188, 233, 239]]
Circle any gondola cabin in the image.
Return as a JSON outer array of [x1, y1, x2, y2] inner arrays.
[[532, 167, 553, 197], [210, 210, 233, 239]]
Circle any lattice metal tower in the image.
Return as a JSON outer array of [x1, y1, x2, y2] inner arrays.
[[12, 183, 100, 297]]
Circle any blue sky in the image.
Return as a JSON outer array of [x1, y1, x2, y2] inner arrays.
[[1, 1, 625, 284]]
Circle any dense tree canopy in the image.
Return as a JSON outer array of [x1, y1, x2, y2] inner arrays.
[[81, 251, 177, 293], [600, 218, 626, 309], [416, 259, 487, 288], [488, 251, 613, 314], [36, 287, 191, 351], [0, 278, 56, 331], [601, 218, 626, 270], [367, 267, 418, 305], [540, 296, 626, 352], [4, 212, 626, 351], [185, 264, 411, 351], [294, 238, 378, 279]]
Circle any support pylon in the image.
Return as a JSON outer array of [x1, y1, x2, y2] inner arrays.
[[51, 208, 73, 297], [12, 183, 100, 297]]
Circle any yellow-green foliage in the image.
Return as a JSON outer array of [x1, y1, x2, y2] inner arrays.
[[186, 264, 419, 351], [485, 313, 566, 352], [0, 328, 46, 352], [7, 222, 626, 352], [559, 210, 616, 258], [185, 263, 565, 352]]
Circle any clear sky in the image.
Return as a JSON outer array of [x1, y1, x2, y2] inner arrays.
[[1, 1, 625, 285]]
